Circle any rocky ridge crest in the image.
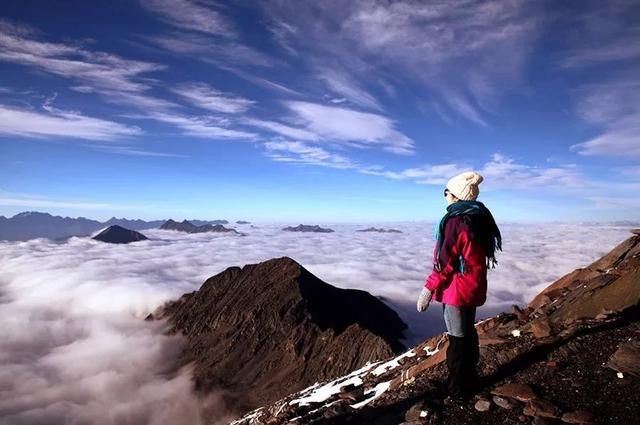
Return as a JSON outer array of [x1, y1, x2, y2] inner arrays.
[[154, 257, 407, 414]]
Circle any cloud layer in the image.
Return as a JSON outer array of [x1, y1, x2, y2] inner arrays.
[[0, 222, 633, 423]]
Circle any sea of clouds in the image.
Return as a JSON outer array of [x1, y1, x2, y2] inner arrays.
[[0, 222, 633, 424]]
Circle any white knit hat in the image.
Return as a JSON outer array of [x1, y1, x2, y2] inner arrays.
[[446, 171, 483, 201]]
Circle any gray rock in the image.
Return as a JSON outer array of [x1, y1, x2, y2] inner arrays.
[[493, 395, 515, 410], [607, 339, 640, 376], [474, 398, 492, 412]]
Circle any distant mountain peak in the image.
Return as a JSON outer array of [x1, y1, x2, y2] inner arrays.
[[14, 211, 49, 218], [282, 224, 335, 233], [91, 225, 147, 244], [160, 219, 239, 234]]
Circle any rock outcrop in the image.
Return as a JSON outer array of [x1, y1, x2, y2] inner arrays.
[[155, 257, 406, 414], [160, 219, 239, 234], [357, 227, 403, 233], [231, 230, 640, 425], [91, 225, 147, 244]]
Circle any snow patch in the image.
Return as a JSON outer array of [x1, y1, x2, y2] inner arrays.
[[90, 226, 109, 238], [351, 381, 391, 409], [423, 335, 446, 356], [228, 408, 263, 425], [289, 362, 378, 406], [371, 349, 416, 376]]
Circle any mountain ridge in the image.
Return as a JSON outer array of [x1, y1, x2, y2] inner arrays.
[[153, 256, 407, 415], [0, 211, 233, 241]]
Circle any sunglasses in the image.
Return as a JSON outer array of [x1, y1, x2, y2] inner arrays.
[[444, 189, 450, 197]]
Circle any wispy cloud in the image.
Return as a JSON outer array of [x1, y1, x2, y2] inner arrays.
[[284, 101, 415, 154], [0, 196, 113, 210], [562, 40, 640, 68], [362, 153, 584, 192], [560, 2, 640, 158], [263, 140, 355, 169], [91, 145, 188, 158], [173, 83, 255, 114], [0, 19, 264, 145], [142, 111, 256, 140], [586, 196, 640, 210], [245, 118, 318, 141], [362, 163, 469, 185], [316, 68, 383, 111], [263, 0, 539, 126], [227, 68, 304, 96], [560, 1, 640, 68], [146, 33, 273, 67], [479, 154, 584, 190], [0, 19, 164, 94], [140, 0, 232, 36], [572, 127, 640, 157], [570, 73, 640, 157], [0, 104, 140, 141]]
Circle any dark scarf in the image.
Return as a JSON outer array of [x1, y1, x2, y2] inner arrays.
[[435, 200, 502, 271]]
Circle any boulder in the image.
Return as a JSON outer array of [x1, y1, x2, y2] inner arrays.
[[493, 395, 516, 410], [607, 339, 640, 377], [474, 398, 492, 412], [491, 383, 536, 402], [523, 398, 560, 418], [530, 320, 552, 338]]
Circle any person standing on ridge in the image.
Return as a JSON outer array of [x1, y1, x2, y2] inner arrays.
[[416, 171, 502, 401]]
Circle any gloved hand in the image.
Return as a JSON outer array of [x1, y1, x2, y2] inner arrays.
[[416, 288, 433, 312]]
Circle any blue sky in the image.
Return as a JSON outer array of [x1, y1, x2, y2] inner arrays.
[[0, 0, 638, 223]]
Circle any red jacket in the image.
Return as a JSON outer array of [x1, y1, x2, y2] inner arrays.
[[425, 216, 488, 307]]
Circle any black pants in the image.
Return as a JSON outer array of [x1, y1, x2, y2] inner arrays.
[[443, 304, 480, 397]]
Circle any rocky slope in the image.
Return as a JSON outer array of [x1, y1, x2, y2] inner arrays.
[[154, 257, 407, 414], [231, 230, 640, 425]]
